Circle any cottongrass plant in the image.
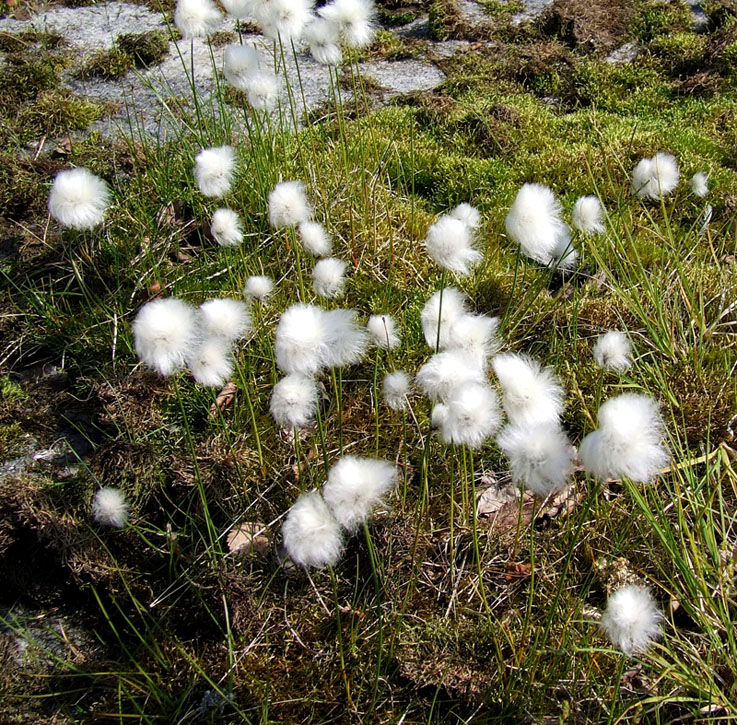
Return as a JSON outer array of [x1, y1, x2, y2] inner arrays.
[[434, 381, 501, 449], [92, 487, 130, 528], [245, 275, 274, 302], [600, 584, 663, 655], [269, 181, 312, 229], [593, 331, 632, 372], [48, 167, 110, 230], [282, 490, 344, 568], [367, 314, 400, 351], [632, 152, 680, 200], [274, 303, 327, 375], [416, 349, 486, 403], [270, 373, 318, 428], [210, 208, 244, 246], [312, 257, 347, 298], [299, 221, 332, 256], [571, 195, 605, 235], [424, 214, 481, 276], [383, 371, 409, 411], [194, 146, 236, 198], [198, 299, 251, 341], [420, 287, 468, 349], [317, 0, 377, 49], [174, 0, 222, 37], [690, 171, 709, 197], [186, 336, 233, 387]]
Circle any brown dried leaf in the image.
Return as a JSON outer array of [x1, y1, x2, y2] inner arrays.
[[227, 522, 270, 556], [210, 381, 237, 417], [476, 483, 518, 518], [148, 279, 162, 296], [175, 249, 194, 263], [504, 562, 532, 582], [54, 136, 72, 155]]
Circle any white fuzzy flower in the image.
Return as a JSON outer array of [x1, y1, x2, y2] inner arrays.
[[92, 487, 129, 528], [245, 275, 273, 301], [318, 0, 375, 47], [198, 298, 250, 341], [572, 195, 605, 235], [194, 146, 235, 198], [305, 17, 342, 65], [275, 303, 327, 375], [367, 314, 400, 350], [245, 69, 280, 111], [221, 0, 254, 19], [133, 298, 199, 376], [450, 202, 481, 230], [492, 354, 564, 427], [438, 382, 501, 449], [447, 313, 499, 368], [690, 171, 708, 198], [270, 373, 317, 428], [424, 215, 481, 275], [48, 167, 110, 230], [269, 180, 311, 228], [549, 228, 577, 270], [632, 152, 680, 200], [223, 43, 260, 90], [579, 393, 669, 483], [282, 490, 343, 568], [322, 455, 397, 531], [496, 422, 575, 497], [174, 0, 222, 37], [299, 221, 332, 256], [593, 331, 631, 372], [416, 350, 486, 403], [505, 183, 569, 265], [257, 0, 314, 41], [312, 257, 347, 298], [383, 371, 410, 410], [420, 287, 468, 349], [431, 403, 448, 429], [600, 584, 663, 655], [321, 309, 368, 368], [210, 208, 243, 246], [187, 336, 233, 387]]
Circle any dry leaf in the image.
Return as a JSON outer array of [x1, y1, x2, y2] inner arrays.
[[476, 483, 518, 518], [175, 249, 193, 263], [504, 562, 532, 582], [210, 381, 237, 417], [148, 279, 162, 296], [227, 522, 270, 556], [54, 136, 72, 155]]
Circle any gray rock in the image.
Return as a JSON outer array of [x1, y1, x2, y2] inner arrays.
[[361, 59, 445, 96], [512, 0, 555, 24], [606, 41, 639, 65]]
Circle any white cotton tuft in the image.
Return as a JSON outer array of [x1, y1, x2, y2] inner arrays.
[[282, 490, 343, 568], [690, 171, 708, 198], [270, 373, 317, 428], [424, 215, 481, 275], [48, 167, 110, 230], [450, 202, 481, 230], [194, 146, 236, 198], [572, 195, 605, 235], [312, 257, 347, 298], [367, 314, 401, 350], [505, 183, 569, 265], [318, 0, 376, 47], [269, 180, 312, 228], [322, 455, 397, 531], [447, 313, 499, 368], [210, 208, 243, 247], [174, 0, 222, 36], [133, 298, 199, 376], [298, 221, 332, 256], [305, 17, 342, 65], [492, 353, 564, 427], [416, 350, 486, 403], [275, 303, 327, 375], [579, 393, 669, 483], [496, 422, 575, 497], [245, 275, 273, 301], [420, 287, 468, 349], [256, 0, 314, 41], [600, 584, 663, 655], [221, 0, 254, 19], [321, 309, 368, 368], [245, 69, 280, 111], [432, 403, 448, 430], [632, 152, 680, 200], [223, 43, 259, 90], [549, 227, 577, 270], [92, 487, 129, 528], [383, 371, 410, 411], [438, 382, 501, 449], [198, 299, 251, 341], [593, 331, 632, 372], [187, 336, 233, 387]]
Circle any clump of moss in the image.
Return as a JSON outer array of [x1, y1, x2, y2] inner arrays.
[[207, 30, 237, 47], [0, 29, 66, 53], [366, 28, 424, 60], [77, 47, 133, 81], [631, 0, 694, 42], [17, 90, 104, 141], [428, 0, 468, 40], [649, 32, 708, 76], [0, 423, 30, 460], [0, 55, 60, 105], [117, 30, 169, 66], [378, 5, 423, 26]]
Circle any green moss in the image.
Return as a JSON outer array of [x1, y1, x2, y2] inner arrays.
[[16, 90, 104, 140], [0, 423, 29, 460], [632, 0, 694, 42], [0, 56, 60, 104], [428, 0, 466, 41], [481, 0, 523, 18], [77, 47, 133, 80], [0, 29, 66, 53], [366, 28, 424, 60], [649, 32, 708, 76], [117, 30, 169, 66]]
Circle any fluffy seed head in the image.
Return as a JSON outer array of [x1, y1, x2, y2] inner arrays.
[[257, 0, 314, 41], [194, 146, 235, 198], [305, 17, 342, 65], [593, 331, 632, 372], [321, 309, 368, 368], [424, 216, 481, 275], [223, 43, 259, 90], [174, 0, 222, 37], [269, 180, 312, 228], [221, 0, 254, 19], [690, 171, 708, 198], [282, 490, 343, 568], [92, 487, 129, 528], [549, 228, 577, 270], [367, 314, 400, 350], [505, 183, 568, 264], [383, 370, 410, 410], [432, 403, 448, 429], [572, 195, 605, 235], [210, 208, 243, 246], [632, 152, 680, 200], [245, 69, 280, 111], [270, 373, 317, 428], [579, 393, 669, 483], [420, 287, 468, 349], [298, 221, 332, 256], [450, 202, 481, 230], [245, 275, 273, 301], [439, 382, 501, 449], [416, 350, 486, 403], [198, 299, 250, 341], [322, 455, 397, 531], [187, 337, 233, 387], [496, 422, 575, 497], [318, 0, 376, 47], [275, 303, 327, 375], [600, 584, 663, 655], [133, 298, 199, 376], [492, 354, 564, 427], [447, 313, 499, 368], [312, 257, 347, 298], [48, 167, 110, 230]]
